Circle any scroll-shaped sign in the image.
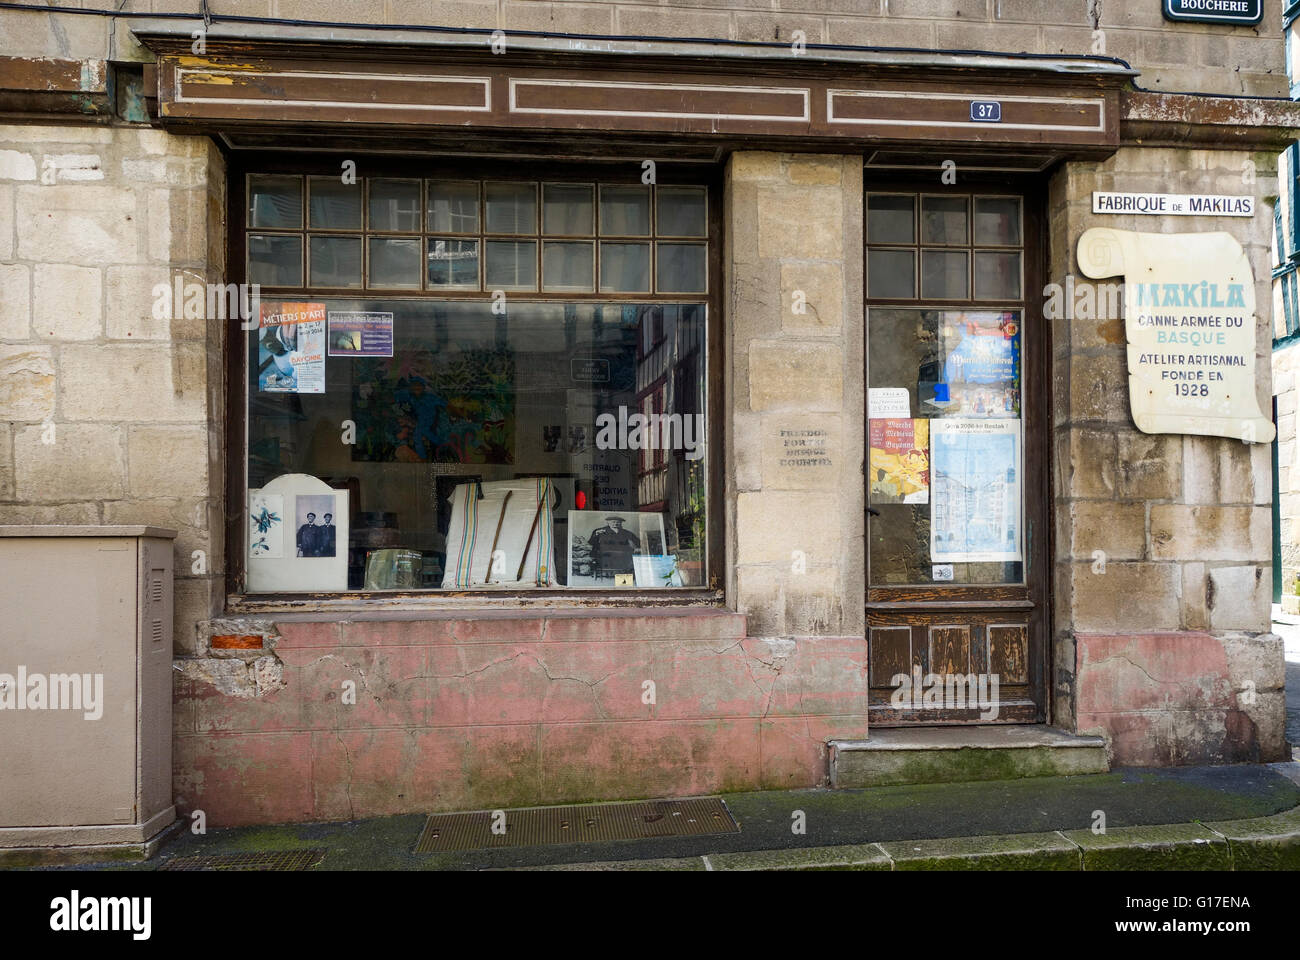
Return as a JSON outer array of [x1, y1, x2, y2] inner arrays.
[[1076, 228, 1274, 443]]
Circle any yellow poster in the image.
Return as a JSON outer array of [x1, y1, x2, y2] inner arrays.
[[868, 418, 930, 504]]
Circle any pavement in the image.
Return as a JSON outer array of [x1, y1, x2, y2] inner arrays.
[[24, 760, 1300, 871]]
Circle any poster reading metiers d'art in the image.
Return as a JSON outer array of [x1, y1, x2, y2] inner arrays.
[[1076, 227, 1274, 444], [258, 302, 326, 394]]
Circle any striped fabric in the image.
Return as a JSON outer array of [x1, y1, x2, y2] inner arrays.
[[441, 478, 556, 588]]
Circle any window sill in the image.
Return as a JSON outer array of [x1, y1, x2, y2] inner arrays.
[[224, 586, 725, 617]]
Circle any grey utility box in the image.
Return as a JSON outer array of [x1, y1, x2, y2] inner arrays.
[[0, 526, 178, 861]]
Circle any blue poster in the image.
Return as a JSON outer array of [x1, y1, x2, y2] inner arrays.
[[940, 312, 1020, 417], [930, 419, 1021, 563]]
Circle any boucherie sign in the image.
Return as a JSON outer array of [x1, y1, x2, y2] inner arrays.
[[1077, 228, 1274, 444], [1163, 0, 1262, 25]]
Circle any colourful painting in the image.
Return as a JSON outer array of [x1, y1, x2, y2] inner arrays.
[[351, 348, 515, 464]]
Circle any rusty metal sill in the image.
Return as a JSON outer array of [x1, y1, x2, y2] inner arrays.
[[225, 587, 726, 617]]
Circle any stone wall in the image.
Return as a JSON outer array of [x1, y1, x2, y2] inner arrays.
[[0, 123, 227, 656], [725, 152, 865, 639], [175, 611, 869, 826], [1048, 146, 1288, 764], [0, 1, 1287, 98]]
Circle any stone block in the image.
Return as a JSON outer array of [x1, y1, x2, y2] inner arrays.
[[1070, 352, 1129, 422], [780, 261, 843, 332], [126, 426, 210, 498], [14, 422, 126, 500], [0, 345, 55, 421], [59, 342, 207, 422], [1115, 431, 1181, 500], [1070, 561, 1181, 633], [1149, 505, 1270, 562], [1064, 427, 1116, 498], [33, 263, 101, 340], [0, 149, 35, 181], [503, 1, 615, 34], [1208, 565, 1270, 633], [1183, 436, 1257, 505], [756, 185, 843, 260], [0, 182, 12, 259], [614, 8, 731, 40], [748, 341, 843, 412], [105, 266, 173, 340], [16, 185, 138, 264], [736, 491, 842, 566], [0, 263, 29, 339], [0, 421, 11, 499], [1064, 500, 1145, 561], [761, 414, 841, 489]]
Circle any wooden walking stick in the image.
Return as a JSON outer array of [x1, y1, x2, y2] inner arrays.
[[486, 489, 511, 583], [515, 498, 547, 582]]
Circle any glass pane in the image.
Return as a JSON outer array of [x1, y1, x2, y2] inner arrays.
[[542, 241, 594, 291], [249, 175, 302, 229], [867, 248, 915, 299], [369, 237, 421, 289], [485, 182, 537, 235], [485, 240, 538, 290], [600, 242, 651, 292], [867, 194, 915, 243], [973, 251, 1022, 300], [369, 179, 421, 232], [600, 184, 651, 236], [308, 177, 362, 230], [309, 236, 363, 287], [867, 307, 1023, 586], [247, 299, 709, 591], [428, 180, 479, 234], [974, 197, 1022, 245], [656, 243, 706, 294], [921, 196, 968, 245], [542, 183, 594, 235], [248, 234, 302, 286], [921, 250, 968, 299], [656, 186, 707, 237], [427, 238, 479, 288]]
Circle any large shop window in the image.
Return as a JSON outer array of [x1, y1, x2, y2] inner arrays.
[[242, 174, 711, 594]]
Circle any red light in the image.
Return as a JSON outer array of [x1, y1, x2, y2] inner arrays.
[[576, 490, 587, 509]]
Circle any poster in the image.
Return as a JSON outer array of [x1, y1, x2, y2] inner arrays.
[[939, 311, 1019, 418], [328, 311, 394, 357], [351, 348, 515, 464], [248, 492, 283, 559], [1076, 227, 1274, 443], [868, 387, 911, 419], [567, 511, 666, 587], [930, 419, 1021, 563], [868, 418, 929, 504], [258, 302, 325, 394], [294, 494, 339, 558]]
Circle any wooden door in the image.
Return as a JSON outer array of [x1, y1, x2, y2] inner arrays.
[[864, 177, 1048, 725]]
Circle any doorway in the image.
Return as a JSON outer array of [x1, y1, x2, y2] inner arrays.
[[864, 176, 1050, 725]]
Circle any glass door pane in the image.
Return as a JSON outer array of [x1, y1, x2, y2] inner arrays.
[[867, 307, 1024, 586]]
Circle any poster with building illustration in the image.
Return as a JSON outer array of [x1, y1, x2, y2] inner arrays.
[[258, 301, 326, 394], [868, 418, 929, 504], [930, 419, 1022, 563], [939, 311, 1020, 418]]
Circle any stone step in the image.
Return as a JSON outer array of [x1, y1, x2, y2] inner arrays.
[[829, 725, 1109, 788]]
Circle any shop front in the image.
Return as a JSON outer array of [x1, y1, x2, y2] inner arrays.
[[0, 8, 1292, 828]]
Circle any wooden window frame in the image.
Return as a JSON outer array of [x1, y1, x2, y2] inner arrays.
[[225, 153, 725, 611]]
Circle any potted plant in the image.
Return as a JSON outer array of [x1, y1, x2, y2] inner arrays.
[[674, 463, 707, 586]]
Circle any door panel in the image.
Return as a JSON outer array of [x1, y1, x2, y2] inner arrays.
[[865, 178, 1048, 726]]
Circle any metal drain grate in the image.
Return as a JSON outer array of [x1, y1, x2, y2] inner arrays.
[[158, 849, 326, 871], [415, 796, 739, 853]]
